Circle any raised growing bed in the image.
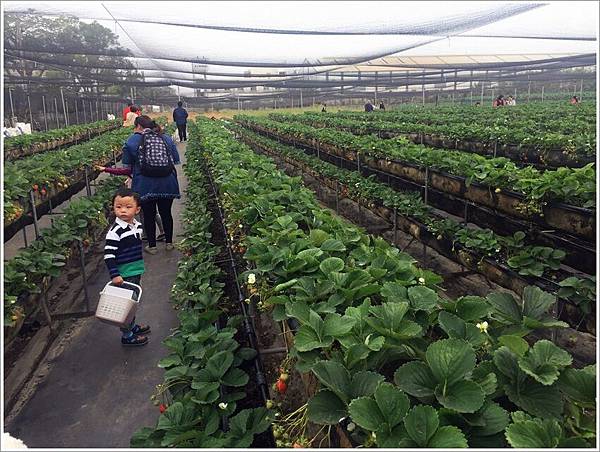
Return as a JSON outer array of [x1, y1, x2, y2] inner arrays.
[[274, 117, 593, 169], [246, 122, 595, 242], [4, 155, 122, 242], [4, 122, 120, 161], [242, 125, 595, 275], [245, 136, 595, 335]]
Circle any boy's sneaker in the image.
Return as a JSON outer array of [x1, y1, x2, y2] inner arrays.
[[165, 243, 174, 251], [131, 324, 151, 335], [121, 334, 148, 346], [144, 246, 158, 255]]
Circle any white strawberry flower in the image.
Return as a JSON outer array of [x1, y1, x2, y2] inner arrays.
[[347, 422, 356, 432], [476, 321, 489, 333], [418, 277, 426, 284], [218, 402, 228, 410], [247, 273, 256, 285]]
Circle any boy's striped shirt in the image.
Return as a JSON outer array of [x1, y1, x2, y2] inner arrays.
[[104, 218, 145, 278]]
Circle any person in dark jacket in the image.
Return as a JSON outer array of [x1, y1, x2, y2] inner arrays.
[[364, 100, 374, 112], [172, 101, 189, 142], [122, 116, 181, 253]]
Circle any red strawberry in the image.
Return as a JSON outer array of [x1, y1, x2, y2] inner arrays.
[[32, 184, 39, 192], [40, 188, 47, 196], [276, 379, 287, 394], [159, 403, 167, 413]]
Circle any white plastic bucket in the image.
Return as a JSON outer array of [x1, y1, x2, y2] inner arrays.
[[95, 281, 142, 327]]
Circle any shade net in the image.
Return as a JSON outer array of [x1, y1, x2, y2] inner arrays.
[[3, 1, 597, 97]]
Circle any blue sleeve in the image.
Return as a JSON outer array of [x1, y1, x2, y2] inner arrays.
[[122, 134, 141, 165], [164, 136, 181, 164]]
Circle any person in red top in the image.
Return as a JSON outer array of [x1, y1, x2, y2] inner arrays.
[[122, 102, 133, 121]]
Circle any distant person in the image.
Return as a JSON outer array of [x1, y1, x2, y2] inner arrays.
[[506, 96, 516, 106], [364, 100, 374, 112], [172, 101, 189, 142], [379, 101, 385, 110], [122, 102, 133, 121], [474, 101, 481, 107], [492, 95, 505, 107], [123, 105, 138, 127], [570, 96, 580, 105], [321, 103, 327, 113]]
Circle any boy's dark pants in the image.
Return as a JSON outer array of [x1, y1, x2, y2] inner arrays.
[[119, 275, 142, 335]]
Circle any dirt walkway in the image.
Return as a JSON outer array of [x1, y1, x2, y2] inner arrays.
[[4, 141, 188, 448]]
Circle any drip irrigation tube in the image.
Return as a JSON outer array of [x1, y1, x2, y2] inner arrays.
[[203, 161, 273, 413]]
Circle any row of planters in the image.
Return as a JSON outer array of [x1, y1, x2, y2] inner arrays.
[[336, 101, 596, 154], [232, 124, 596, 334], [3, 120, 176, 242], [3, 125, 133, 236], [266, 112, 594, 168], [194, 118, 596, 448], [237, 117, 596, 242], [131, 129, 274, 448], [3, 176, 125, 338], [4, 119, 121, 161]]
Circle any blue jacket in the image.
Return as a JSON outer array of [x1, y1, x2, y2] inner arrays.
[[122, 131, 181, 201], [173, 107, 188, 125]]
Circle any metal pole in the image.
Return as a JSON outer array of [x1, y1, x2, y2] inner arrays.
[[82, 98, 87, 123], [580, 79, 583, 100], [527, 81, 531, 103], [42, 95, 49, 131], [53, 97, 60, 128], [96, 100, 99, 122], [29, 190, 40, 239], [60, 88, 69, 126], [75, 98, 80, 124], [27, 93, 33, 128], [9, 88, 16, 126], [541, 85, 544, 102], [421, 70, 425, 105], [300, 89, 303, 108], [480, 81, 484, 105]]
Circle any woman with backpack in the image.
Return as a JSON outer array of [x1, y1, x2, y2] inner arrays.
[[120, 115, 180, 254]]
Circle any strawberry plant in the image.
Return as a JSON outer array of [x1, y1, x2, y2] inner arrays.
[[191, 118, 594, 448]]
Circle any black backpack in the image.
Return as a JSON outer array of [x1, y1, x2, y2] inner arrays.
[[138, 130, 175, 177]]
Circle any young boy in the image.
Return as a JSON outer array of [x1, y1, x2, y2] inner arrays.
[[104, 187, 150, 346]]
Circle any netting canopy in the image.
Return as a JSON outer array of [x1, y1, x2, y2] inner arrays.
[[3, 1, 597, 99]]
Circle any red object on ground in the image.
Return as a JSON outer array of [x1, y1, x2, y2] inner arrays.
[[159, 404, 167, 413], [276, 379, 287, 394]]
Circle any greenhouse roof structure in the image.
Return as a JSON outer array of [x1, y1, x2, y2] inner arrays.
[[2, 1, 597, 101]]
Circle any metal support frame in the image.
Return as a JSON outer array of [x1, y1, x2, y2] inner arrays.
[[29, 190, 40, 239], [27, 93, 34, 129], [60, 88, 69, 126], [74, 98, 80, 124], [42, 95, 49, 131], [54, 97, 61, 128], [84, 166, 92, 196], [8, 88, 16, 126]]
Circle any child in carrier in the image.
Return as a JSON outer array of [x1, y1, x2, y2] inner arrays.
[[104, 187, 150, 346]]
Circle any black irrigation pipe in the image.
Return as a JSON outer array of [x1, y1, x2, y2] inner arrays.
[[247, 125, 595, 275], [201, 157, 275, 445]]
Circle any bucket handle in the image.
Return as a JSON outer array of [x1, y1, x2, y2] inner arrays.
[[103, 281, 142, 302]]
